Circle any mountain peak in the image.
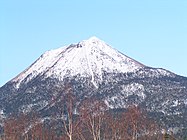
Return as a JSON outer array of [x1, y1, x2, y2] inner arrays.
[[11, 37, 144, 88], [78, 36, 106, 48], [86, 36, 101, 42]]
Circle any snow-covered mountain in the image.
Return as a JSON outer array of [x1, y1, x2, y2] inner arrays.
[[0, 37, 187, 132], [12, 37, 144, 89]]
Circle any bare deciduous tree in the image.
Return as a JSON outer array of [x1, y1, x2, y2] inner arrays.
[[79, 98, 107, 140], [124, 105, 159, 140], [104, 111, 127, 140], [60, 84, 80, 140], [4, 113, 28, 140]]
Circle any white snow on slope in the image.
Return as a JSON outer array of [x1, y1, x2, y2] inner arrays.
[[45, 37, 144, 87], [105, 83, 145, 109], [12, 47, 66, 88], [12, 37, 144, 88]]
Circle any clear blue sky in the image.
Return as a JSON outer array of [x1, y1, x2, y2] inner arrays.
[[0, 0, 187, 87]]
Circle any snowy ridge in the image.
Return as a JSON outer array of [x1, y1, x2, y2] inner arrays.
[[11, 37, 145, 88], [12, 47, 66, 88]]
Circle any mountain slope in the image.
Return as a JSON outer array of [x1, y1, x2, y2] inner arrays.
[[11, 37, 145, 89], [0, 37, 187, 132]]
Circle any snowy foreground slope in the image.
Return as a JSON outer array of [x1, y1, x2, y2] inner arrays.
[[0, 37, 187, 130]]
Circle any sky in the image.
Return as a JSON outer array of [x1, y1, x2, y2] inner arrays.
[[0, 0, 187, 87]]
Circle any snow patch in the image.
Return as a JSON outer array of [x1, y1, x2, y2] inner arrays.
[[105, 83, 145, 108], [172, 100, 179, 107], [20, 101, 49, 113]]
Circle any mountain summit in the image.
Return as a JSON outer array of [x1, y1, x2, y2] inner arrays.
[[12, 37, 144, 88], [0, 37, 187, 133]]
